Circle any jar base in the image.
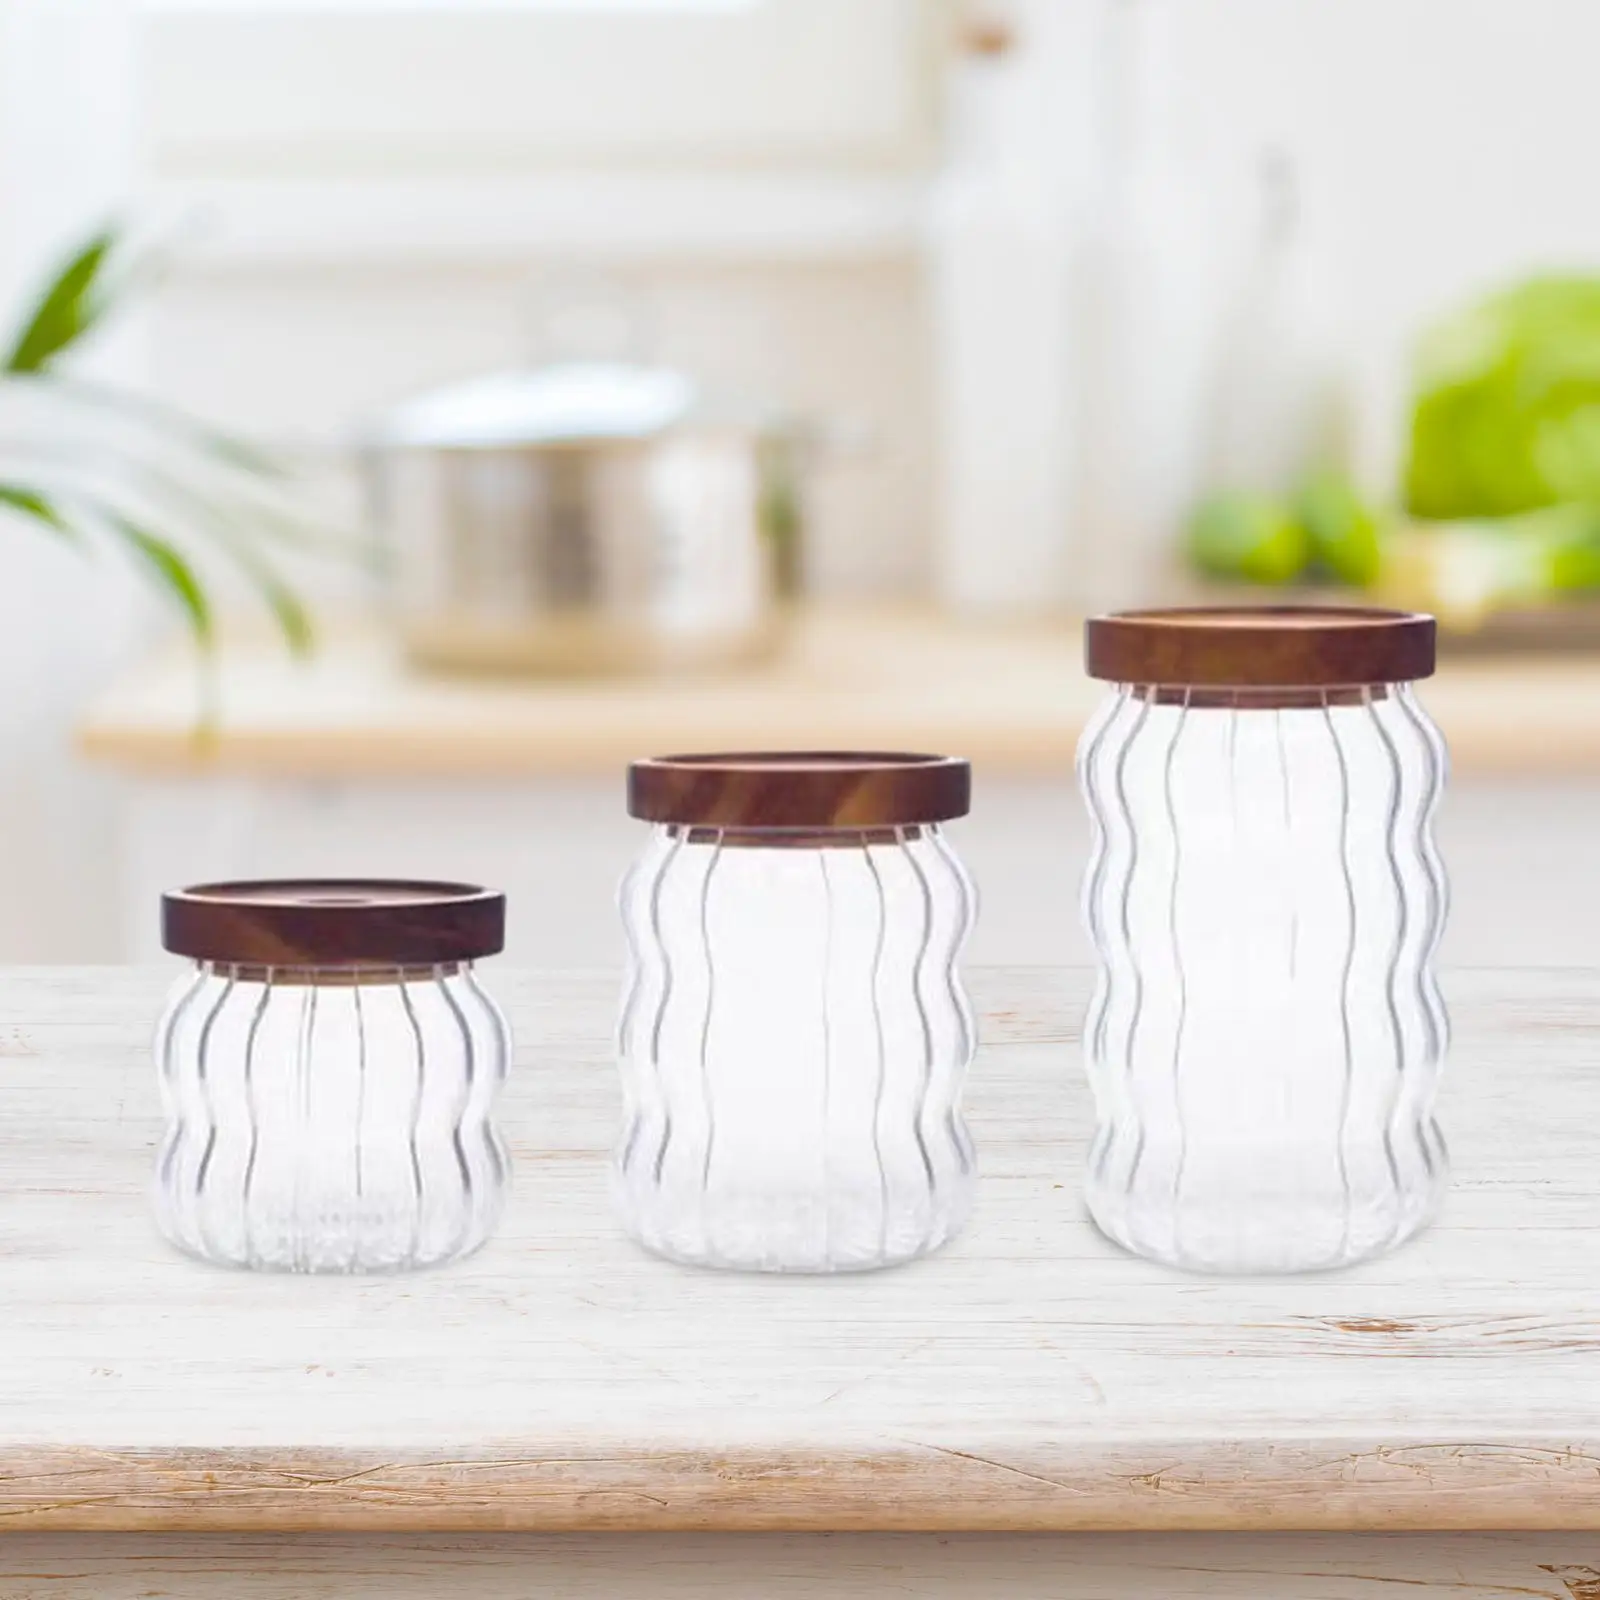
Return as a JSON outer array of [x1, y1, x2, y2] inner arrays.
[[155, 1228, 495, 1274], [613, 1176, 974, 1274], [153, 1190, 502, 1275], [1085, 1172, 1447, 1275]]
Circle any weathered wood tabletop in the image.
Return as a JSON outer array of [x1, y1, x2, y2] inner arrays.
[[3, 965, 1600, 1598]]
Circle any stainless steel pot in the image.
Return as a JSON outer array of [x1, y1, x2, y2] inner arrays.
[[366, 362, 802, 674]]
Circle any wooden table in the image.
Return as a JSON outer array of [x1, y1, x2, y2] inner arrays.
[[5, 965, 1600, 1597]]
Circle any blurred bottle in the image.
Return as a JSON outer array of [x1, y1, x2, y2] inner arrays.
[[1072, 0, 1223, 613], [1201, 148, 1346, 500], [929, 1, 1093, 617]]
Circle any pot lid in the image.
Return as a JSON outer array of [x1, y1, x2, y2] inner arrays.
[[376, 361, 699, 449]]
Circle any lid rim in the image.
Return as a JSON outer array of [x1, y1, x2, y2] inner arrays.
[[628, 751, 971, 829], [161, 879, 505, 967], [1085, 606, 1437, 688]]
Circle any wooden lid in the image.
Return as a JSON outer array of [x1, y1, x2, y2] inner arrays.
[[1085, 607, 1436, 688], [628, 752, 971, 829], [162, 879, 505, 966]]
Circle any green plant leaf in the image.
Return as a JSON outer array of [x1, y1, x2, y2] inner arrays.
[[252, 564, 314, 656], [106, 514, 213, 651], [208, 528, 314, 656], [4, 229, 121, 374], [0, 227, 330, 736], [108, 461, 330, 652], [132, 453, 373, 565], [38, 373, 293, 479], [5, 467, 317, 656], [0, 484, 83, 544]]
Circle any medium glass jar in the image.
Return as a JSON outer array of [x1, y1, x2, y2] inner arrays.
[[1078, 609, 1449, 1273], [153, 880, 511, 1273], [614, 752, 977, 1272]]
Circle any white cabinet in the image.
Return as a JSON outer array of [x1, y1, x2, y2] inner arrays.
[[115, 773, 1090, 968], [140, 0, 935, 173], [112, 765, 1600, 972], [135, 0, 936, 267], [83, 618, 1600, 971]]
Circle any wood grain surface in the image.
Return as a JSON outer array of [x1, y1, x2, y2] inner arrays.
[[4, 1532, 1600, 1598], [626, 752, 970, 829], [1, 966, 1599, 1533], [1084, 606, 1436, 691], [72, 606, 1600, 777], [160, 879, 505, 966]]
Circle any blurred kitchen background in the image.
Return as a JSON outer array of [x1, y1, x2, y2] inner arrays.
[[4, 0, 1600, 968]]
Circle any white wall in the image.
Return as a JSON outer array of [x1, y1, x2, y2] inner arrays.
[[127, 0, 1600, 611], [1160, 0, 1600, 492], [0, 0, 157, 960], [943, 0, 1600, 612], [6, 0, 1600, 959], [142, 259, 934, 599], [139, 0, 934, 168], [116, 773, 1600, 972], [136, 0, 940, 599]]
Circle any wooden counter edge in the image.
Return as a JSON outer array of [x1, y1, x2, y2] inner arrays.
[[5, 1438, 1600, 1532], [71, 726, 1084, 779], [75, 722, 1600, 780], [68, 609, 1600, 778]]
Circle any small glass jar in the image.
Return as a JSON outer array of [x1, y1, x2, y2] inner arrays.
[[153, 880, 511, 1273], [614, 752, 977, 1272], [1078, 609, 1449, 1273]]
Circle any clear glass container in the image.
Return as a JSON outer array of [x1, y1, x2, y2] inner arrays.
[[1078, 610, 1449, 1273], [153, 881, 511, 1273], [614, 753, 977, 1272]]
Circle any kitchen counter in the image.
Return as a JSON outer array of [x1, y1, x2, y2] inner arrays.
[[5, 964, 1600, 1595], [76, 606, 1600, 776]]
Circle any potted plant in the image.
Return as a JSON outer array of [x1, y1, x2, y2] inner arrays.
[[0, 226, 336, 718]]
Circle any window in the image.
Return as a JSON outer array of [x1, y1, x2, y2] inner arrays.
[[140, 0, 934, 175]]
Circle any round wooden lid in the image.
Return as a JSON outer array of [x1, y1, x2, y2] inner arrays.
[[1085, 606, 1436, 688], [161, 879, 506, 966], [628, 752, 971, 829]]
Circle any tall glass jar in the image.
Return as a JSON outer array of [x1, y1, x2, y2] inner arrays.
[[614, 752, 977, 1272], [154, 880, 511, 1273], [1078, 609, 1449, 1273]]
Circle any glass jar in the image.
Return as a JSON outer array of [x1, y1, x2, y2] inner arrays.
[[153, 880, 511, 1273], [1078, 609, 1449, 1273], [614, 752, 977, 1272]]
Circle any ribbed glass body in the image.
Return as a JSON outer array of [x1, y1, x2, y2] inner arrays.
[[153, 962, 510, 1273], [1078, 684, 1449, 1273], [614, 824, 977, 1271]]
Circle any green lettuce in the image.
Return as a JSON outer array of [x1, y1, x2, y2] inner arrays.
[[1407, 276, 1600, 518]]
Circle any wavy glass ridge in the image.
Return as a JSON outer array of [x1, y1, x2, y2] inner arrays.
[[614, 824, 977, 1272], [153, 964, 511, 1273], [1078, 683, 1450, 1273]]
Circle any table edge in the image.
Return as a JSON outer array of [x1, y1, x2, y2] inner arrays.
[[5, 1437, 1600, 1533]]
